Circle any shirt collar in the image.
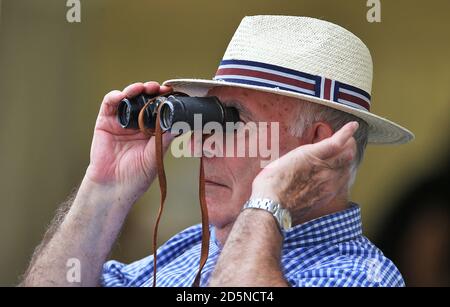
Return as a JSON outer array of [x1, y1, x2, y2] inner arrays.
[[211, 203, 363, 250], [283, 202, 363, 248]]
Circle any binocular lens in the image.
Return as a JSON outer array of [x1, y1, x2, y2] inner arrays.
[[158, 96, 240, 132], [117, 94, 157, 129], [160, 101, 174, 131], [117, 99, 132, 128], [117, 94, 240, 133]]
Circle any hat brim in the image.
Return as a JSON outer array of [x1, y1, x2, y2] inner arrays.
[[163, 78, 414, 145]]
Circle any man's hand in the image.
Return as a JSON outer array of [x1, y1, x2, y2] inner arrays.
[[86, 82, 174, 195], [251, 121, 359, 224], [210, 121, 359, 286], [21, 82, 174, 286]]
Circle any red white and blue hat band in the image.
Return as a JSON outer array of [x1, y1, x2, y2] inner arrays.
[[214, 59, 371, 112]]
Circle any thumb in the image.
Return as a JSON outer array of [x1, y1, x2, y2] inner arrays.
[[143, 131, 176, 165], [161, 131, 176, 153]]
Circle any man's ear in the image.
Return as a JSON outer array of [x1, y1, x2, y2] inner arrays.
[[310, 122, 334, 144]]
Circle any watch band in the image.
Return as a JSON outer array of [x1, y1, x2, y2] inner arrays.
[[242, 198, 292, 232]]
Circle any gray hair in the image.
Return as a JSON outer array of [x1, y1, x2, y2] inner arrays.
[[289, 100, 369, 187]]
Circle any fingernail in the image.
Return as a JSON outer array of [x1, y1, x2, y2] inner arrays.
[[160, 85, 173, 93]]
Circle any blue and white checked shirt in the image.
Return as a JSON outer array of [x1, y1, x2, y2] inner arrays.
[[102, 203, 404, 287]]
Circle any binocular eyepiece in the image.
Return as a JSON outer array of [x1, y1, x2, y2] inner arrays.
[[117, 93, 240, 133]]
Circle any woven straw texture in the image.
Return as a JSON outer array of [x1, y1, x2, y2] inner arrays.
[[164, 16, 414, 144]]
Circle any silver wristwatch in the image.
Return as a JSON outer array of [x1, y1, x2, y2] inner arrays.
[[242, 198, 292, 232]]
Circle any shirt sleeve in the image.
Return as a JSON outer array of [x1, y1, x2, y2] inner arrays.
[[289, 257, 405, 287], [101, 255, 154, 287], [101, 224, 203, 287]]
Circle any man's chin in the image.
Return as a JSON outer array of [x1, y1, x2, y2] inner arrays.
[[205, 194, 226, 211], [205, 193, 235, 228]]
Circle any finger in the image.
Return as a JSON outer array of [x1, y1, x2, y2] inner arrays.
[[159, 85, 173, 94], [334, 121, 359, 147], [123, 82, 145, 98], [344, 138, 357, 163], [329, 169, 353, 198], [98, 90, 126, 116], [162, 131, 176, 152], [143, 81, 162, 95], [309, 121, 359, 160], [329, 146, 355, 169], [143, 131, 176, 167], [328, 135, 357, 166]]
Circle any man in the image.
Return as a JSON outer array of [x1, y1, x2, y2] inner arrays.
[[21, 16, 413, 287]]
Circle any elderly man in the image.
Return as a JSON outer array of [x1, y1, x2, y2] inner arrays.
[[22, 16, 413, 287]]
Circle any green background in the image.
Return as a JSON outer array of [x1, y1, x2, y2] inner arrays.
[[0, 0, 448, 286]]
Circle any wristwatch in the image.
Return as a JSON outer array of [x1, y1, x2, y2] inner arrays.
[[242, 198, 292, 232]]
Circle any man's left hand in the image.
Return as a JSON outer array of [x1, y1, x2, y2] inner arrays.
[[251, 121, 359, 225]]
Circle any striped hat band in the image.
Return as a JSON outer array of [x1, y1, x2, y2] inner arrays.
[[214, 59, 371, 112]]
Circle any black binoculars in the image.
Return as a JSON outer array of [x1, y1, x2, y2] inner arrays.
[[117, 93, 240, 132]]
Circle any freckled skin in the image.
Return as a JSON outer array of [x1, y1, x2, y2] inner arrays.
[[20, 80, 357, 287], [202, 86, 356, 245], [210, 111, 358, 286], [203, 87, 306, 243]]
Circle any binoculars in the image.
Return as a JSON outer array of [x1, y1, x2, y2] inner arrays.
[[117, 93, 240, 132]]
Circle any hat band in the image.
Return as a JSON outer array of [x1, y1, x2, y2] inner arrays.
[[213, 59, 371, 112]]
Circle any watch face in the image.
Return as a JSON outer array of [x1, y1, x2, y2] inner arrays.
[[281, 210, 292, 230]]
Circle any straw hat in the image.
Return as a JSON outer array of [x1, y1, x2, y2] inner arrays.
[[164, 15, 414, 144]]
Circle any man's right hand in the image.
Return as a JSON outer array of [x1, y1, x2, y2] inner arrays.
[[85, 81, 174, 197], [21, 81, 175, 286]]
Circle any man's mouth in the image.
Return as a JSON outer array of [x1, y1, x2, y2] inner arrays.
[[204, 178, 229, 189]]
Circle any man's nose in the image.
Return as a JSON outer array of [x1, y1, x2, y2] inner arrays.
[[200, 131, 226, 158], [186, 132, 218, 157], [186, 131, 201, 157]]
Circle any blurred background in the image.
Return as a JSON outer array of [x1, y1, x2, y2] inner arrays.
[[0, 0, 448, 286]]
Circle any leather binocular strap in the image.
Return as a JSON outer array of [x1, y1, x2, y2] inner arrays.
[[138, 94, 210, 287]]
